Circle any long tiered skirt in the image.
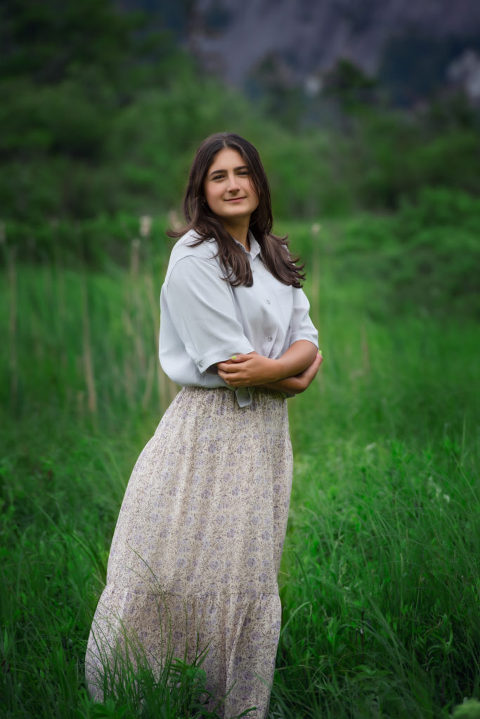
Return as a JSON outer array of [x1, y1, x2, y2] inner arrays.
[[85, 386, 293, 718]]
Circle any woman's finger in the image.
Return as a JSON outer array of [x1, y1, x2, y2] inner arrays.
[[218, 363, 244, 374], [217, 355, 249, 371]]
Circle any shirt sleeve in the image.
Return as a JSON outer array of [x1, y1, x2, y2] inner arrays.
[[288, 287, 319, 347], [164, 255, 255, 373]]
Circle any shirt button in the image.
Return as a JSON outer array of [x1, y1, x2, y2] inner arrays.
[[266, 336, 273, 342], [265, 298, 271, 304]]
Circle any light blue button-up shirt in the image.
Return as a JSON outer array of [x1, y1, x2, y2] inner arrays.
[[159, 229, 318, 406]]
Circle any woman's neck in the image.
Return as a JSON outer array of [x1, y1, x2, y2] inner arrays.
[[220, 217, 250, 251]]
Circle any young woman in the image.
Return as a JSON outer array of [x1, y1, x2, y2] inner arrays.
[[86, 132, 322, 718]]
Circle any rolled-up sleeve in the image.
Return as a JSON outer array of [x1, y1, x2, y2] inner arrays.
[[288, 287, 318, 347], [164, 256, 255, 373]]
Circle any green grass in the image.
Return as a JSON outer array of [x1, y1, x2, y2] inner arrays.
[[1, 221, 479, 718]]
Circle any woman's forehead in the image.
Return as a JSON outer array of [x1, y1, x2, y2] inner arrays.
[[208, 147, 247, 172]]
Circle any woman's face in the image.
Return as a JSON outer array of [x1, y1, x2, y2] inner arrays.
[[203, 147, 259, 224]]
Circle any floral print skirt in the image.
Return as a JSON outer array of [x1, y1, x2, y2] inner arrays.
[[85, 386, 293, 718]]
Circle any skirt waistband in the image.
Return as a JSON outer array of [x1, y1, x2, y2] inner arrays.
[[180, 385, 286, 408]]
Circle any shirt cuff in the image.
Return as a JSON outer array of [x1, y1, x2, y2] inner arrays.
[[195, 341, 255, 374], [288, 333, 318, 347]]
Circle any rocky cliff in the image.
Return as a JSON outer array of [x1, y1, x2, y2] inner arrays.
[[120, 0, 480, 104]]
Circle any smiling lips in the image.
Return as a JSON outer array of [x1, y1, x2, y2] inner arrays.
[[225, 197, 247, 202]]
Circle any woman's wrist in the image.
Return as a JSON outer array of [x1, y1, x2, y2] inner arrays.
[[267, 357, 288, 383]]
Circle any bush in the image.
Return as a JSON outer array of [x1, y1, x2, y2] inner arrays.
[[1, 214, 172, 269], [334, 187, 480, 318], [351, 110, 480, 210]]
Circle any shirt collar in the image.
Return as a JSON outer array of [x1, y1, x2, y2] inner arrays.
[[232, 231, 261, 260], [248, 232, 261, 260]]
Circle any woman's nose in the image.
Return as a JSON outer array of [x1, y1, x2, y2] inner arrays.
[[226, 173, 240, 191]]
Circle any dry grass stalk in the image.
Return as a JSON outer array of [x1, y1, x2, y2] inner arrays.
[[361, 322, 371, 375], [81, 276, 98, 415], [144, 270, 175, 412], [132, 287, 147, 375], [141, 355, 155, 410], [130, 238, 141, 277], [77, 390, 85, 419], [310, 223, 321, 330], [55, 263, 68, 378], [7, 246, 18, 407], [121, 308, 136, 408], [139, 215, 152, 238]]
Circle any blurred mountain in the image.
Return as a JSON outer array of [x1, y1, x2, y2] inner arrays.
[[119, 0, 480, 105]]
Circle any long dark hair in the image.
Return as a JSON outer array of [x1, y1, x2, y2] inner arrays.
[[168, 132, 305, 287]]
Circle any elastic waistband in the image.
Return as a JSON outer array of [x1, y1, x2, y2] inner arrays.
[[181, 385, 285, 408]]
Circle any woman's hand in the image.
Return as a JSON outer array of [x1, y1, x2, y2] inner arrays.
[[218, 340, 317, 388], [217, 353, 282, 387]]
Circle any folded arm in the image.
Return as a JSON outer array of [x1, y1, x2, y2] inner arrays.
[[263, 350, 323, 395], [217, 339, 321, 394]]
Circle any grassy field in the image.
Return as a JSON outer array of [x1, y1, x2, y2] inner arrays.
[[1, 221, 479, 718]]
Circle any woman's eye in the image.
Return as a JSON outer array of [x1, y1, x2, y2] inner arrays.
[[238, 170, 249, 175]]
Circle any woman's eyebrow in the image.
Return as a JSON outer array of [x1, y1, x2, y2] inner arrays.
[[208, 165, 249, 177]]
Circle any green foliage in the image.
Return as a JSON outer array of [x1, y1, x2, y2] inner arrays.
[[277, 434, 480, 717], [397, 186, 480, 235], [348, 109, 480, 209], [0, 0, 134, 81], [0, 0, 198, 221], [263, 131, 354, 218], [2, 213, 172, 267], [88, 648, 240, 718], [1, 0, 479, 237], [317, 188, 480, 319]]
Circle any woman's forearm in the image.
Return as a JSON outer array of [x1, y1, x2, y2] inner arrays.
[[262, 377, 302, 395], [263, 349, 323, 395], [275, 340, 318, 378], [217, 340, 318, 388]]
